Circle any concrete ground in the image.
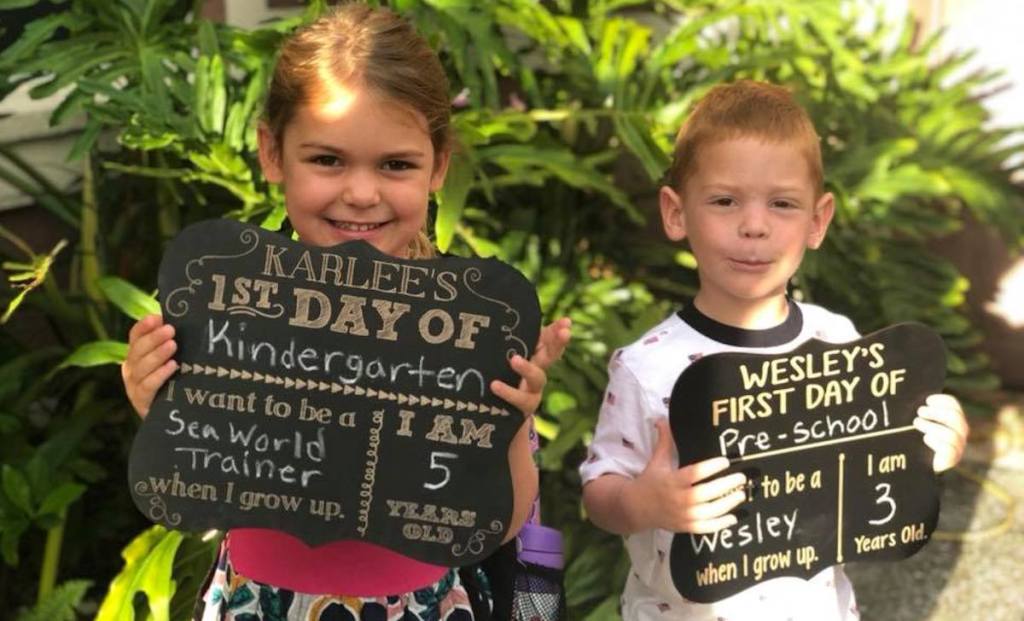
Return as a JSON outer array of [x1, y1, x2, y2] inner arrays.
[[846, 401, 1024, 621]]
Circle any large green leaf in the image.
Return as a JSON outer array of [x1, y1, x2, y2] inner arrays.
[[95, 526, 184, 621], [56, 341, 129, 369], [98, 276, 161, 320]]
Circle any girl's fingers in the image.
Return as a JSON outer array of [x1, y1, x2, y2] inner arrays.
[[510, 355, 546, 394], [136, 360, 179, 417], [490, 379, 540, 416], [131, 337, 178, 384], [128, 314, 164, 344], [127, 323, 175, 367], [532, 318, 571, 371]]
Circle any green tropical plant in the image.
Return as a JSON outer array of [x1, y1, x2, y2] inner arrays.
[[0, 0, 1020, 619]]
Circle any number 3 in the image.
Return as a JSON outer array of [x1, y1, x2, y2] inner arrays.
[[424, 451, 458, 490], [869, 482, 896, 525]]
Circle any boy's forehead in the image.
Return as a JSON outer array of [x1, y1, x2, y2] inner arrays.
[[686, 136, 819, 191]]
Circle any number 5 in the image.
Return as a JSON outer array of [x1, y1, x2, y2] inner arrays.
[[424, 451, 458, 490]]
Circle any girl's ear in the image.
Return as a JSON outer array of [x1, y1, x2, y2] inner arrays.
[[429, 147, 452, 193], [806, 191, 836, 249], [660, 185, 687, 241], [258, 124, 284, 184]]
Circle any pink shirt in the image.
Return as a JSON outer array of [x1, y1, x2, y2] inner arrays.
[[228, 528, 447, 596]]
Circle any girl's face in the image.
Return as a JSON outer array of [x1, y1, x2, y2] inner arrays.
[[259, 85, 449, 257]]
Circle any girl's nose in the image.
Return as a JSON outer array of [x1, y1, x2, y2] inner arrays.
[[341, 168, 381, 208], [739, 205, 770, 238]]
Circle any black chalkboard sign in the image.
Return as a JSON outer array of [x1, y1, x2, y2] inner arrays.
[[669, 324, 945, 602], [128, 219, 540, 566]]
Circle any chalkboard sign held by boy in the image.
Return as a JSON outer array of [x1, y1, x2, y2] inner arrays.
[[668, 322, 948, 602], [579, 80, 967, 620]]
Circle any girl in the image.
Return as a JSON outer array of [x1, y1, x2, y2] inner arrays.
[[121, 4, 571, 619]]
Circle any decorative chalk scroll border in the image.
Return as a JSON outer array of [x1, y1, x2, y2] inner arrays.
[[463, 268, 529, 359], [133, 480, 182, 526], [451, 520, 504, 557], [177, 363, 512, 416], [165, 229, 284, 319], [357, 410, 384, 537]]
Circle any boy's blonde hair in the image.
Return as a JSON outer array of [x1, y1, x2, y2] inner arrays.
[[665, 80, 824, 194], [264, 3, 450, 258]]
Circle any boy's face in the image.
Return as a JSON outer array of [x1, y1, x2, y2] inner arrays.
[[659, 136, 833, 324]]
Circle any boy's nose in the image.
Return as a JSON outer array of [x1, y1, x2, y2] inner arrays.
[[340, 169, 381, 208], [739, 206, 770, 238]]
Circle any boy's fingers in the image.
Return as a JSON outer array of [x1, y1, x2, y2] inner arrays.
[[924, 393, 961, 410], [679, 455, 732, 486], [914, 416, 961, 446], [684, 513, 738, 535], [921, 432, 959, 472], [685, 488, 746, 522], [917, 404, 969, 438], [686, 472, 747, 504]]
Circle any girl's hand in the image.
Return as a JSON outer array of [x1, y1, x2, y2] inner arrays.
[[914, 393, 969, 472], [490, 317, 572, 417], [122, 314, 178, 418]]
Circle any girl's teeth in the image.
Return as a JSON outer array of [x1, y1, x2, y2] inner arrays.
[[333, 221, 381, 232]]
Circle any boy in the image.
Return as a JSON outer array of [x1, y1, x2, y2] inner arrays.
[[579, 80, 968, 620]]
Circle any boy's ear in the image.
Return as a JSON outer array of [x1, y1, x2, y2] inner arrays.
[[429, 147, 452, 193], [660, 185, 687, 242], [258, 124, 284, 184], [806, 191, 836, 249]]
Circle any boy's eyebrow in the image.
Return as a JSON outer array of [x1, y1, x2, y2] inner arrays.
[[701, 181, 808, 194], [297, 142, 428, 159]]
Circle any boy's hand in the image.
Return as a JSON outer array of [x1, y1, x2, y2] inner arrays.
[[490, 317, 572, 417], [122, 314, 178, 418], [914, 393, 969, 472], [628, 419, 747, 534]]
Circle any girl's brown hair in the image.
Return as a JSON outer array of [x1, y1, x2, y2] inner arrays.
[[264, 2, 451, 258], [665, 80, 824, 195]]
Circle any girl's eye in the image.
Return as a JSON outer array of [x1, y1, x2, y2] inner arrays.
[[382, 160, 415, 171], [310, 155, 341, 167]]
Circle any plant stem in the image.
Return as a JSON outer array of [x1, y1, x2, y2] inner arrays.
[[80, 152, 109, 339], [37, 519, 65, 605]]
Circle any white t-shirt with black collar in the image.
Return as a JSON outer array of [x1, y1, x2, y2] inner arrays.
[[580, 300, 862, 621]]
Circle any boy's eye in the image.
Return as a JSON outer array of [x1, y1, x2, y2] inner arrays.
[[382, 160, 416, 171], [711, 197, 736, 207], [771, 199, 797, 209]]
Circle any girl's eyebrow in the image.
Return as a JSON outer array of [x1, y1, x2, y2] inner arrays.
[[297, 142, 427, 159]]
